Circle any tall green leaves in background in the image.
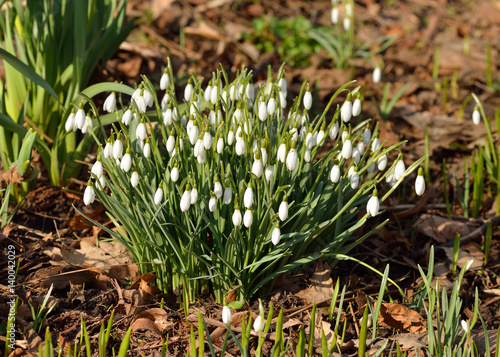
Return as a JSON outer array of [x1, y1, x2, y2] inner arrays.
[[0, 0, 133, 196]]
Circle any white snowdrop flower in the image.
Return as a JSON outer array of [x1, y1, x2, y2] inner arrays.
[[83, 183, 95, 206], [258, 99, 268, 122], [214, 180, 223, 199], [352, 98, 362, 117], [162, 105, 175, 126], [267, 97, 276, 116], [252, 140, 259, 154], [244, 186, 254, 208], [136, 122, 147, 141], [286, 145, 298, 171], [103, 92, 117, 113], [345, 2, 353, 16], [171, 166, 179, 182], [461, 320, 470, 335], [278, 76, 287, 95], [120, 151, 132, 172], [341, 130, 348, 143], [330, 163, 340, 183], [371, 137, 381, 152], [305, 131, 314, 150], [196, 144, 206, 164], [472, 107, 480, 125], [317, 129, 325, 145], [131, 171, 139, 187], [252, 157, 263, 178], [209, 110, 216, 126], [303, 89, 312, 110], [143, 142, 151, 158], [279, 90, 287, 108], [161, 92, 170, 109], [160, 71, 170, 90], [224, 186, 232, 204], [235, 135, 246, 156], [465, 259, 473, 271], [166, 133, 175, 153], [357, 140, 365, 155], [232, 208, 242, 226], [415, 168, 426, 196], [221, 89, 229, 105], [119, 108, 131, 126], [277, 141, 287, 163], [279, 196, 289, 221], [135, 95, 147, 113], [190, 186, 198, 204], [189, 124, 199, 146], [210, 85, 219, 104], [331, 6, 339, 24], [386, 166, 396, 183], [352, 148, 361, 164], [341, 94, 353, 122], [265, 165, 275, 181], [329, 121, 339, 139], [65, 111, 75, 132], [209, 195, 217, 212], [143, 89, 153, 108], [350, 169, 359, 189], [222, 305, 232, 325], [342, 138, 353, 159], [234, 107, 243, 123], [367, 162, 376, 173], [243, 209, 253, 228], [203, 131, 213, 150], [97, 175, 106, 190], [154, 186, 163, 206], [272, 224, 281, 245], [113, 137, 124, 159], [184, 81, 193, 102], [373, 66, 382, 84], [246, 83, 255, 101], [261, 146, 268, 166], [180, 187, 191, 212], [367, 189, 380, 217], [363, 128, 371, 144], [187, 118, 194, 136], [253, 315, 264, 332], [377, 154, 388, 171], [75, 105, 86, 130], [227, 128, 235, 146], [343, 17, 351, 31], [216, 137, 224, 154], [204, 84, 212, 102], [104, 140, 113, 159], [189, 101, 199, 116], [395, 158, 406, 181], [91, 159, 103, 179], [347, 165, 355, 179], [81, 115, 93, 134], [304, 149, 311, 163]]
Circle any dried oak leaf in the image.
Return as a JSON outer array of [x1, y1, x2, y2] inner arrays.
[[2, 166, 24, 184], [378, 303, 426, 334]]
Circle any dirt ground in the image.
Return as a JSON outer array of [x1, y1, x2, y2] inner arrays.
[[1, 0, 500, 355]]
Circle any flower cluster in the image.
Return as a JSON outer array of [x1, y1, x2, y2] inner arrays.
[[80, 61, 424, 303]]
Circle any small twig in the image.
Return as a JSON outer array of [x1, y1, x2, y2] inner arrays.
[[440, 214, 500, 247]]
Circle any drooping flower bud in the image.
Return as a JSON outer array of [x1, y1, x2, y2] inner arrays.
[[75, 103, 86, 130], [415, 167, 426, 196], [122, 108, 133, 126], [214, 178, 223, 199], [222, 305, 232, 325], [330, 161, 340, 183], [341, 93, 352, 123], [65, 110, 76, 132], [180, 184, 192, 212], [154, 185, 163, 206], [272, 223, 281, 245], [171, 164, 179, 182], [184, 80, 194, 102], [244, 184, 254, 208], [377, 154, 388, 171], [131, 171, 139, 187], [83, 181, 95, 206], [103, 92, 117, 113], [209, 194, 217, 212], [120, 149, 132, 172], [279, 195, 289, 221], [352, 96, 362, 117], [243, 209, 253, 228], [367, 189, 380, 217], [303, 86, 312, 110], [472, 106, 480, 125], [286, 140, 298, 171], [136, 121, 147, 141], [394, 157, 406, 181], [373, 66, 382, 84], [91, 157, 103, 179], [160, 69, 170, 90]]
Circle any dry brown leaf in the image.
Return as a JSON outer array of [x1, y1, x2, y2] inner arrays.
[[441, 243, 483, 270], [416, 214, 471, 243], [67, 204, 106, 231], [2, 166, 24, 184], [378, 303, 426, 334], [296, 260, 334, 304], [61, 240, 133, 271], [184, 21, 222, 41]]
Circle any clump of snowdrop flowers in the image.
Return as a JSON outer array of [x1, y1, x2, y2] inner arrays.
[[79, 61, 424, 304]]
